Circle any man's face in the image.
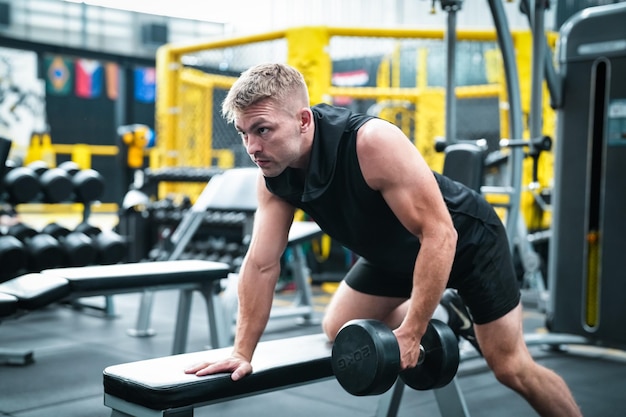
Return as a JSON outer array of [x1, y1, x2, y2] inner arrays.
[[234, 98, 305, 177]]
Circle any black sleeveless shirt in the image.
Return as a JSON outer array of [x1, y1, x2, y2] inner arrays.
[[265, 104, 495, 274]]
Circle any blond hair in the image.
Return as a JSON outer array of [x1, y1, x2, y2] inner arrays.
[[222, 63, 309, 123]]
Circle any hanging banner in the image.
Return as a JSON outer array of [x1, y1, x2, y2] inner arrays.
[[45, 55, 73, 96], [75, 59, 103, 99], [134, 67, 156, 103], [105, 61, 119, 100]]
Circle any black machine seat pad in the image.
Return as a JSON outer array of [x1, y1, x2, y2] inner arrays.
[[0, 292, 19, 317], [104, 333, 332, 410], [41, 260, 230, 292], [0, 273, 71, 310]]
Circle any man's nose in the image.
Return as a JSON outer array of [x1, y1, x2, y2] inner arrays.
[[246, 135, 261, 155]]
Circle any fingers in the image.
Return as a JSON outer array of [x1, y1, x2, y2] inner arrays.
[[394, 333, 422, 370], [184, 358, 253, 381]]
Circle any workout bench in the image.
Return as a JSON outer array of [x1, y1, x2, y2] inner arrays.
[[103, 333, 471, 417], [0, 260, 231, 365]]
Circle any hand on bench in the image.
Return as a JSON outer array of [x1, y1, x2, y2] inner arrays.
[[185, 352, 253, 381]]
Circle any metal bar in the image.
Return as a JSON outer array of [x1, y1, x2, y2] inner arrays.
[[486, 0, 524, 251], [445, 7, 459, 144], [374, 379, 405, 417], [171, 289, 194, 355], [433, 378, 472, 416]]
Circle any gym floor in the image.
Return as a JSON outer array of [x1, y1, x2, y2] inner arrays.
[[1, 283, 625, 417]]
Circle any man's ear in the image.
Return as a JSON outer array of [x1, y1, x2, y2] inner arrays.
[[299, 108, 313, 132]]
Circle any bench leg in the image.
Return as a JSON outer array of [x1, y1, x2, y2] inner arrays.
[[172, 289, 193, 355], [433, 377, 471, 417], [374, 378, 405, 417], [270, 243, 317, 324], [172, 282, 230, 354], [199, 282, 229, 349], [290, 244, 316, 324], [128, 290, 156, 337]]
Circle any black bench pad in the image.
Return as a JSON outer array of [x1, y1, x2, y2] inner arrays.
[[104, 333, 332, 410], [0, 293, 19, 317], [41, 260, 230, 293], [0, 273, 71, 310], [0, 260, 230, 312]]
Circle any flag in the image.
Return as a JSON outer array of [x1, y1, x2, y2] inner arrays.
[[75, 59, 103, 99], [105, 62, 119, 100], [134, 67, 156, 103], [45, 55, 73, 96]]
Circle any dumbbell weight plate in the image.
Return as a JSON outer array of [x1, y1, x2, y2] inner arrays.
[[27, 233, 65, 270], [399, 318, 460, 391], [72, 169, 105, 203], [3, 167, 40, 203], [40, 168, 73, 203], [42, 223, 97, 267], [331, 319, 400, 396], [0, 235, 28, 276]]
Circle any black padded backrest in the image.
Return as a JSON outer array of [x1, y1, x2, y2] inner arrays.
[[442, 143, 485, 192]]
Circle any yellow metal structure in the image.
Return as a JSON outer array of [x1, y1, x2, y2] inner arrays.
[[153, 26, 556, 231]]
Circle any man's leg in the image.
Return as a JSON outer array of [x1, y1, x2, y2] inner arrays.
[[474, 302, 582, 417], [322, 280, 407, 340]]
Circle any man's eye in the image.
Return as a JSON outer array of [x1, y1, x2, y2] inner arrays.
[[258, 127, 268, 135]]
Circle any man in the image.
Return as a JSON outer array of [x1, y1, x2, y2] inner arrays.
[[185, 63, 581, 417]]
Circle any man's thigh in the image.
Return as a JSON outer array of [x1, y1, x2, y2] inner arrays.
[[323, 281, 408, 339]]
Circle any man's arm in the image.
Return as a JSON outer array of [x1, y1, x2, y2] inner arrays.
[[356, 118, 458, 370], [186, 173, 295, 379]]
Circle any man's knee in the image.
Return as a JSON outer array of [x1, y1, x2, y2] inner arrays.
[[486, 350, 537, 391]]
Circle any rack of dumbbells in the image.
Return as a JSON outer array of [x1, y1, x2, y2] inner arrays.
[[0, 138, 127, 284], [118, 166, 250, 273], [146, 197, 248, 270]]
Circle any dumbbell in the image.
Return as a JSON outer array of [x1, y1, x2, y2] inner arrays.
[[331, 319, 459, 396], [0, 233, 28, 277], [7, 223, 65, 271], [57, 161, 105, 203], [74, 223, 127, 265], [2, 160, 41, 203], [27, 161, 73, 203], [41, 223, 97, 267]]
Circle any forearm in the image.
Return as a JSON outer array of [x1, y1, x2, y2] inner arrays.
[[231, 260, 281, 361], [402, 232, 456, 338]]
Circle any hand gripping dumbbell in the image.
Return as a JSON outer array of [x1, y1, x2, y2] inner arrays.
[[331, 319, 459, 396]]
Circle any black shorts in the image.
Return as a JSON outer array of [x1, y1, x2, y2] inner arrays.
[[344, 213, 520, 325]]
